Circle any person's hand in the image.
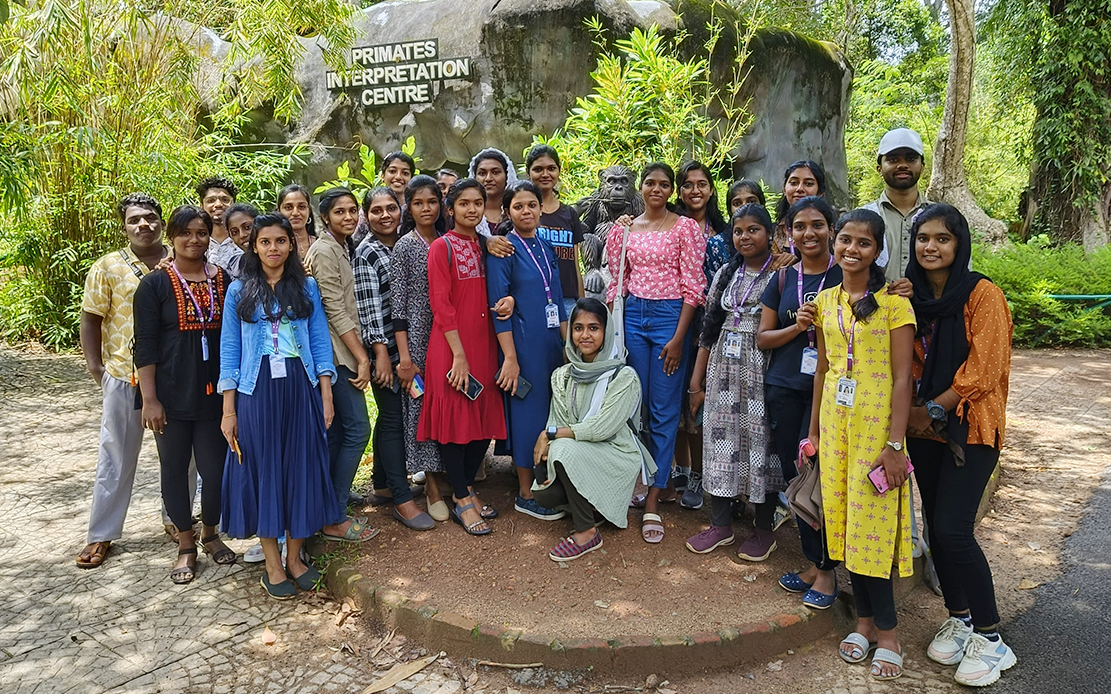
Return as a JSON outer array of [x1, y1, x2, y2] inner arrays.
[[486, 235, 515, 258], [397, 358, 419, 391], [659, 337, 683, 376], [872, 446, 909, 490], [496, 357, 520, 395], [807, 430, 820, 458], [534, 431, 550, 465], [303, 260, 313, 277], [88, 364, 105, 386], [221, 413, 238, 449], [908, 405, 933, 436], [614, 214, 634, 228], [372, 351, 393, 388], [142, 399, 166, 435], [689, 389, 705, 419], [771, 252, 798, 270], [155, 255, 174, 272], [350, 359, 371, 390], [795, 302, 817, 332], [322, 392, 334, 429], [448, 355, 470, 392], [492, 296, 515, 320], [886, 278, 913, 298]]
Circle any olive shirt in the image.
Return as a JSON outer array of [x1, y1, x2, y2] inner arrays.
[[304, 233, 361, 373], [865, 190, 931, 282]]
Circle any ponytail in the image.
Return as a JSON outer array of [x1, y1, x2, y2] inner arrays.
[[835, 208, 887, 322]]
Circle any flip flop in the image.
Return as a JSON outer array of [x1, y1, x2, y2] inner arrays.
[[641, 512, 665, 544], [319, 518, 379, 543], [839, 632, 878, 664], [871, 647, 904, 681]]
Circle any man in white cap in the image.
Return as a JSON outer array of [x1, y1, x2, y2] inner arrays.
[[865, 128, 930, 281]]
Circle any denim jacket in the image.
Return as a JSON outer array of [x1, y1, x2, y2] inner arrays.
[[218, 277, 337, 395]]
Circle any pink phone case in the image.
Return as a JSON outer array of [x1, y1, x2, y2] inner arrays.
[[869, 458, 914, 494]]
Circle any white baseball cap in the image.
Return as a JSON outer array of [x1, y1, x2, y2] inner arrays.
[[878, 128, 924, 157]]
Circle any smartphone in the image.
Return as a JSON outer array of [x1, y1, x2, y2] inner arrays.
[[494, 367, 532, 399], [869, 458, 915, 494], [409, 373, 425, 399], [447, 370, 484, 401]]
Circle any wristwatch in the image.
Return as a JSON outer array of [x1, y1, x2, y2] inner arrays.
[[926, 400, 947, 421], [547, 425, 559, 441], [885, 440, 903, 452]]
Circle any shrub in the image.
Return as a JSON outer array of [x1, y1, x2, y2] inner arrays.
[[973, 238, 1111, 347]]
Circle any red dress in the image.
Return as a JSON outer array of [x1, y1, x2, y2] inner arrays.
[[417, 231, 507, 444]]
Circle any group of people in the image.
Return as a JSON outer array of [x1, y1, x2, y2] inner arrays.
[[74, 128, 1016, 686]]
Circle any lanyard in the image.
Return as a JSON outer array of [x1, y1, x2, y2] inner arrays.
[[797, 256, 835, 347], [171, 262, 216, 326], [836, 290, 867, 377], [731, 255, 773, 327], [512, 232, 554, 304], [270, 312, 282, 353]]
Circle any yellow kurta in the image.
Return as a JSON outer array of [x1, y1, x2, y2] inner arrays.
[[815, 287, 916, 579]]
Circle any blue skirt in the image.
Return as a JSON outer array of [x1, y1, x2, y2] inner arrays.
[[221, 356, 336, 540]]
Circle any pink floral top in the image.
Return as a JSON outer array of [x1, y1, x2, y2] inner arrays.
[[605, 216, 707, 306]]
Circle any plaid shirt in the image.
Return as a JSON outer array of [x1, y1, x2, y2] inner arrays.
[[353, 235, 399, 364]]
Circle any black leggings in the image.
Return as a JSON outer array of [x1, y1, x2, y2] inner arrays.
[[440, 440, 488, 500], [533, 461, 598, 533], [370, 381, 412, 504], [908, 437, 1001, 628], [155, 418, 228, 533], [850, 572, 897, 631]]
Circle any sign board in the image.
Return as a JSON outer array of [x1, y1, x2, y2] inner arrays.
[[325, 39, 474, 107]]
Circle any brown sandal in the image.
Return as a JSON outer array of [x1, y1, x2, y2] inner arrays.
[[170, 548, 198, 584], [76, 541, 111, 569]]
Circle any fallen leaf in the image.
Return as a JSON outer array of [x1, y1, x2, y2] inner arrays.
[[260, 626, 277, 645], [1016, 578, 1041, 590], [645, 673, 659, 688], [363, 654, 438, 693], [465, 670, 479, 688], [766, 660, 783, 671]]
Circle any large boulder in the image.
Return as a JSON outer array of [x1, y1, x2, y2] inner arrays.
[[247, 0, 851, 203]]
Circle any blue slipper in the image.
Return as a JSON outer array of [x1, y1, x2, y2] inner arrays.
[[802, 585, 839, 609], [779, 572, 814, 594]]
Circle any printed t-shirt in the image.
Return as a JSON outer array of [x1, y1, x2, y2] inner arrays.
[[82, 246, 164, 381], [536, 204, 585, 301]]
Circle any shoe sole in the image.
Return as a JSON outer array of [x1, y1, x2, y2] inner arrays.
[[514, 505, 567, 521], [954, 649, 1017, 687], [259, 576, 296, 600], [242, 555, 266, 565], [778, 579, 812, 594], [679, 494, 704, 510], [802, 594, 837, 610], [549, 538, 603, 562], [927, 647, 965, 666], [685, 535, 736, 554], [736, 541, 778, 562]]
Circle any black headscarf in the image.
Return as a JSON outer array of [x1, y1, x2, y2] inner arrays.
[[905, 204, 988, 455]]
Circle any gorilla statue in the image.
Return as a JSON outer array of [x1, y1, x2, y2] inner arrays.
[[573, 165, 644, 238]]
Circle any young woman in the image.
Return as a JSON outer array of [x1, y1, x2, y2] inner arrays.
[[533, 299, 654, 561], [382, 151, 416, 197], [435, 169, 458, 197], [468, 148, 517, 237], [277, 184, 317, 259], [390, 176, 451, 521], [672, 161, 731, 510], [605, 162, 706, 543], [727, 179, 766, 216], [134, 205, 233, 583], [225, 203, 258, 253], [774, 161, 827, 251], [304, 188, 375, 540], [354, 187, 436, 531], [905, 204, 1016, 687], [487, 181, 567, 521], [756, 196, 843, 606], [526, 145, 586, 317], [684, 204, 782, 560], [419, 178, 507, 535], [220, 214, 373, 601], [808, 209, 915, 680]]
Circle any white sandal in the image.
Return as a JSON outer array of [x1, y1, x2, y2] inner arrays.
[[871, 647, 904, 681], [641, 512, 665, 544], [838, 632, 877, 664]]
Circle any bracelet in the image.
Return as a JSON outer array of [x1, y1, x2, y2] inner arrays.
[[687, 388, 704, 394], [222, 413, 237, 419]]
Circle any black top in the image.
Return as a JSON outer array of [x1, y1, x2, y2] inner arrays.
[[536, 204, 586, 300], [760, 263, 843, 391], [134, 267, 230, 421]]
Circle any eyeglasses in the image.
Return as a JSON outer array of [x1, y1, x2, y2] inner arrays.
[[680, 181, 712, 192], [203, 194, 233, 205]]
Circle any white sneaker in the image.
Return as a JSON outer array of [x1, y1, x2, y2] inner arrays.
[[243, 542, 266, 564], [927, 617, 974, 665], [954, 632, 1017, 687]]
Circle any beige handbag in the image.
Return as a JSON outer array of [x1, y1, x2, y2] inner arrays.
[[786, 455, 823, 530]]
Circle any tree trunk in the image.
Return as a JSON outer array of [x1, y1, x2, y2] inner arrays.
[[926, 0, 1008, 244]]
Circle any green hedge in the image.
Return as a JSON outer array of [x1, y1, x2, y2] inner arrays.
[[972, 238, 1111, 347]]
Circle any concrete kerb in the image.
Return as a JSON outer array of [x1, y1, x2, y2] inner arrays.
[[319, 548, 842, 674]]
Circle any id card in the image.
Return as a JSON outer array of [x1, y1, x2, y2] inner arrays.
[[269, 354, 287, 379], [545, 302, 560, 328], [201, 334, 210, 362], [723, 331, 743, 359], [835, 377, 856, 408], [800, 346, 818, 375]]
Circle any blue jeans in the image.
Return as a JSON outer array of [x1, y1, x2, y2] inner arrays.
[[327, 364, 372, 523], [624, 296, 690, 488]]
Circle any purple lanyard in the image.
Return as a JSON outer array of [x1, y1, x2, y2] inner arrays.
[[512, 232, 554, 304], [171, 262, 216, 326], [270, 316, 281, 353], [798, 256, 835, 347], [731, 255, 773, 327], [836, 290, 868, 378]]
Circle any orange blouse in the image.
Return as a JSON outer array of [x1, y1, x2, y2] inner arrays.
[[912, 281, 1013, 447]]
